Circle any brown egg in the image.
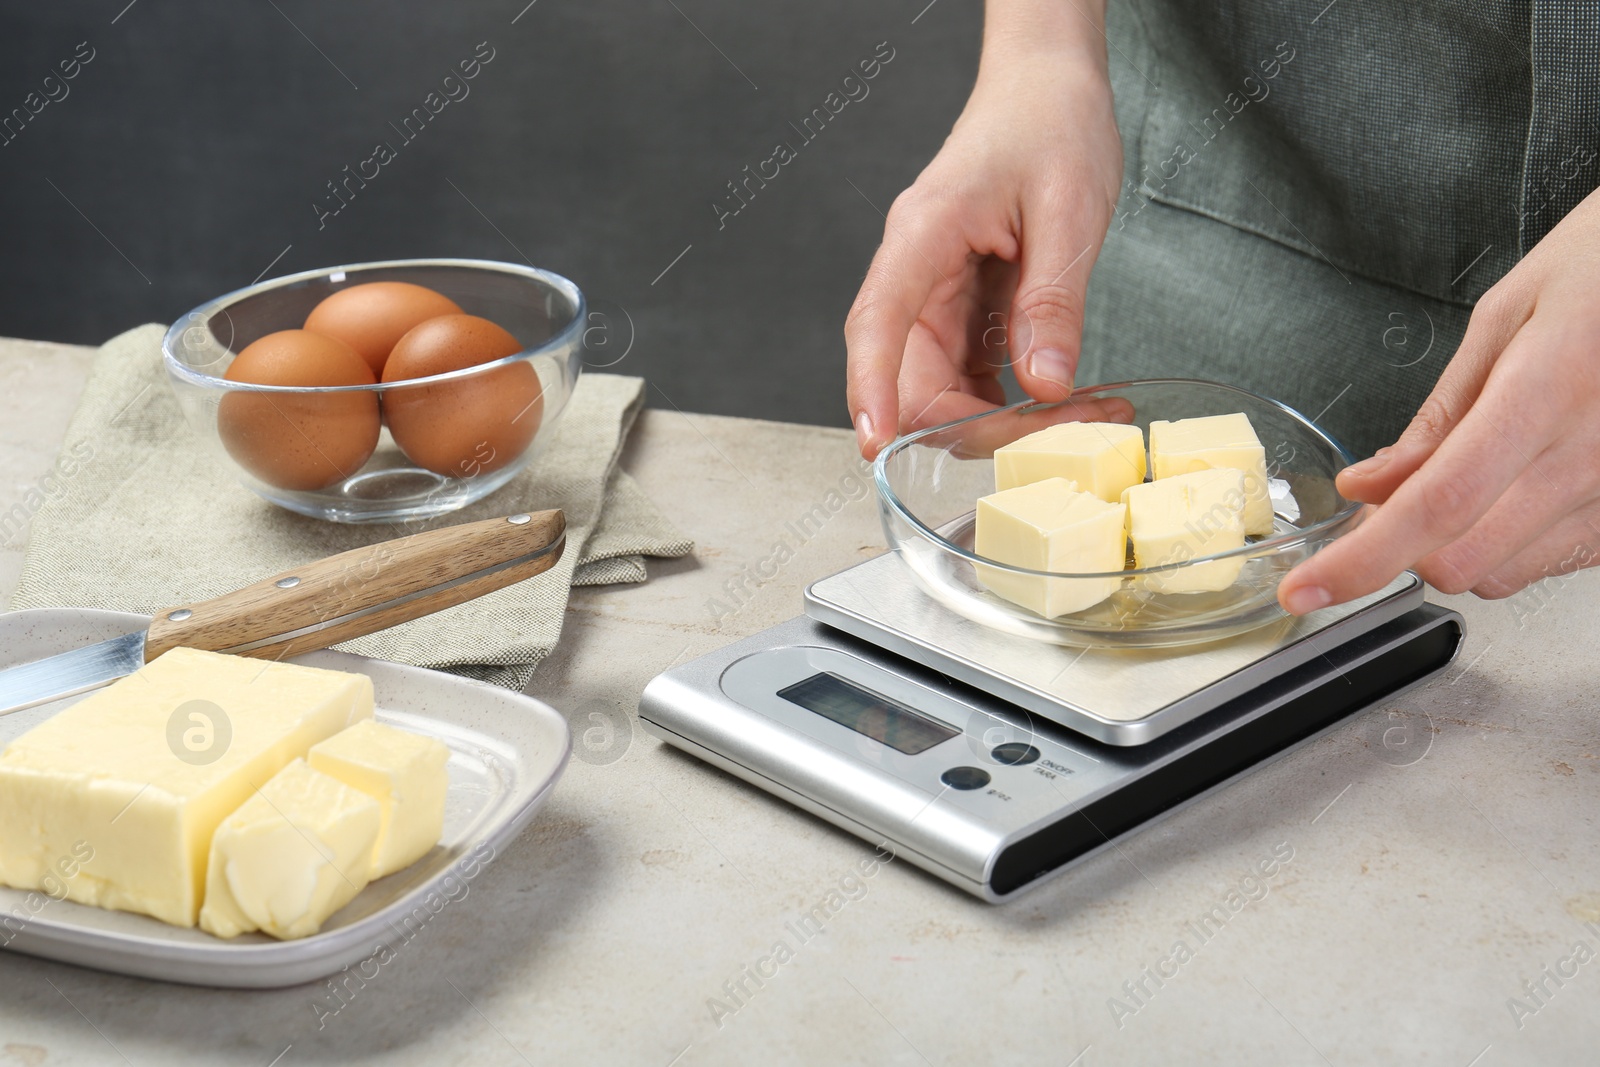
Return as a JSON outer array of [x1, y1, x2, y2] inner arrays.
[[303, 281, 463, 377], [217, 330, 381, 491], [381, 314, 543, 478]]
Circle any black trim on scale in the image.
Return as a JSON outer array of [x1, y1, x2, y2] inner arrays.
[[989, 608, 1462, 896]]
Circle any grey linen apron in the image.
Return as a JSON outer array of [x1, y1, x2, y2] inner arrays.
[[1078, 0, 1600, 460]]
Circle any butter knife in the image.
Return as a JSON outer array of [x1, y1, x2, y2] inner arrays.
[[0, 510, 565, 716]]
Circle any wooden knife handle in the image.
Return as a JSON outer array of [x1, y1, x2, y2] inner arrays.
[[144, 510, 566, 662]]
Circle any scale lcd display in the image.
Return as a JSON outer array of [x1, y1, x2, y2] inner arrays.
[[778, 672, 959, 755]]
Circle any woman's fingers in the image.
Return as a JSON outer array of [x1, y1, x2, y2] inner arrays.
[[962, 255, 1022, 381], [1431, 324, 1600, 594], [1412, 437, 1597, 593], [1007, 184, 1106, 402], [898, 321, 1001, 429], [844, 192, 967, 458], [1280, 348, 1555, 613], [1469, 500, 1600, 600]]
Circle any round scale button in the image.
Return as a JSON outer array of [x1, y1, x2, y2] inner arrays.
[[941, 766, 991, 791], [991, 742, 1041, 766]]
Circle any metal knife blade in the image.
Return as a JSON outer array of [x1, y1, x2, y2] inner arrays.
[[0, 631, 147, 716]]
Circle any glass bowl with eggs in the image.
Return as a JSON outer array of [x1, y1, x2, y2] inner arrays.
[[873, 380, 1364, 648], [163, 258, 584, 523]]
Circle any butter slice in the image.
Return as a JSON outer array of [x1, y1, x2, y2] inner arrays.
[[1148, 413, 1273, 535], [0, 647, 373, 928], [994, 422, 1146, 502], [974, 477, 1126, 617], [309, 720, 449, 879], [199, 759, 379, 940], [1122, 468, 1247, 593]]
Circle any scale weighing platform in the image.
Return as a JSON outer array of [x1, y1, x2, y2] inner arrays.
[[640, 552, 1463, 902]]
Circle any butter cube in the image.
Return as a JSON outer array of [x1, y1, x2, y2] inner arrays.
[[994, 422, 1146, 502], [0, 647, 373, 928], [1122, 468, 1248, 593], [1149, 413, 1273, 535], [199, 759, 380, 940], [309, 720, 449, 879], [974, 478, 1126, 617]]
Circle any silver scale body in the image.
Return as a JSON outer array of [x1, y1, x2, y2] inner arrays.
[[641, 552, 1463, 901]]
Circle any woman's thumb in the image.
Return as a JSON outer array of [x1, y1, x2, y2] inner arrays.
[[1008, 223, 1098, 401]]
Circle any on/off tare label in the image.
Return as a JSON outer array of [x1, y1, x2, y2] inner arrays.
[[1036, 758, 1074, 780]]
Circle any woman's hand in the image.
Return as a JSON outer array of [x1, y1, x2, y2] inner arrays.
[[844, 2, 1129, 459], [1279, 187, 1600, 613]]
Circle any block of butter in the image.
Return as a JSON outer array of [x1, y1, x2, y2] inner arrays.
[[994, 421, 1146, 502], [1122, 468, 1247, 593], [0, 647, 373, 928], [199, 759, 380, 940], [974, 477, 1127, 617], [1148, 413, 1273, 535], [309, 720, 449, 879]]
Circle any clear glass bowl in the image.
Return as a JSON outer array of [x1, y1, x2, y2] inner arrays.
[[873, 380, 1363, 648], [163, 258, 584, 523]]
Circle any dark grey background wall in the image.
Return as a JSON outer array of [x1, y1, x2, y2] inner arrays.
[[1, 2, 981, 428]]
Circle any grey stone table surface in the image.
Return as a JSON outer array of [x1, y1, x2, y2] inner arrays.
[[2, 337, 1598, 1067]]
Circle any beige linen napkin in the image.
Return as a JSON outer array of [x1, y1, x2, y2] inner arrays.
[[9, 324, 693, 689]]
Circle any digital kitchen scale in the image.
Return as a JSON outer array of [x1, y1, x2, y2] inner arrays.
[[640, 552, 1463, 901]]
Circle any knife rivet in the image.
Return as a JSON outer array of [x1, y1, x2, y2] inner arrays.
[[168, 609, 193, 622], [508, 513, 531, 525], [275, 576, 301, 588]]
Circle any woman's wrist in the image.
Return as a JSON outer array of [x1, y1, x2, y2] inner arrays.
[[979, 0, 1110, 76]]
